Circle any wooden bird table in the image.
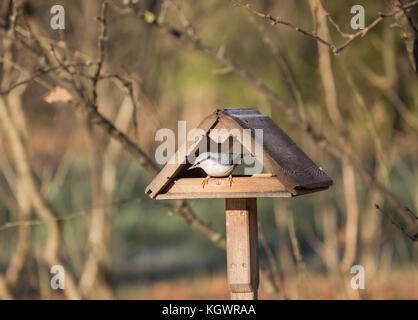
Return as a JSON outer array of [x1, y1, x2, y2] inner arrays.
[[145, 108, 333, 300]]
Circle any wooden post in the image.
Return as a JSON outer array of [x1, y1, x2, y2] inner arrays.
[[225, 198, 259, 300]]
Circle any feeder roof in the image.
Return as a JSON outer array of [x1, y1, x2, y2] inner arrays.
[[146, 108, 332, 199]]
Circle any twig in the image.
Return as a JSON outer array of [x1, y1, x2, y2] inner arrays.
[[165, 0, 198, 41], [385, 0, 418, 72], [92, 0, 109, 107], [0, 197, 143, 232], [325, 13, 354, 39], [230, 0, 337, 53], [246, 15, 306, 118], [125, 79, 139, 144], [94, 72, 140, 143], [375, 204, 418, 241], [77, 101, 160, 174], [0, 57, 55, 94], [258, 223, 286, 298], [286, 209, 307, 278], [335, 0, 418, 54], [0, 61, 93, 95], [231, 0, 418, 55]]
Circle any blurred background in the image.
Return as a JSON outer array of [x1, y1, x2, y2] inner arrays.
[[0, 0, 417, 299]]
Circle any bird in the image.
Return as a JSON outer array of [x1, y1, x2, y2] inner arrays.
[[188, 152, 242, 188]]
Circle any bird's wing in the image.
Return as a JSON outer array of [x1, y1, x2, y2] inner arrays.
[[231, 153, 242, 165], [213, 153, 241, 165], [194, 152, 242, 165], [193, 152, 211, 164], [229, 153, 242, 165]]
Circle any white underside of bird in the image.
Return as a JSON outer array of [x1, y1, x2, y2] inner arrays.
[[188, 152, 241, 187]]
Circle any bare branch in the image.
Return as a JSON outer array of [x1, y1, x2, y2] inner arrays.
[[376, 204, 418, 241], [0, 197, 143, 232], [231, 0, 418, 55], [0, 61, 93, 95], [0, 96, 82, 299], [258, 223, 287, 299], [386, 0, 418, 72], [230, 0, 337, 53], [92, 0, 109, 106]]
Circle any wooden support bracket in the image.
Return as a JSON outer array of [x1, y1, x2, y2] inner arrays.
[[225, 198, 259, 300]]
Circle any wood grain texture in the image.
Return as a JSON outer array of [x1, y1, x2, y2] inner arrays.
[[231, 292, 256, 300], [145, 112, 218, 198], [225, 198, 259, 300], [218, 108, 333, 194], [156, 191, 291, 199], [155, 174, 294, 200], [163, 176, 286, 193]]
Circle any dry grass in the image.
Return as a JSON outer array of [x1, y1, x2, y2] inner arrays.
[[119, 268, 418, 300]]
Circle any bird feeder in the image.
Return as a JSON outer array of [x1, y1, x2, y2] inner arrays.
[[145, 108, 332, 300]]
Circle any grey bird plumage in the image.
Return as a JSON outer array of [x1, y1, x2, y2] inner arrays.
[[188, 152, 241, 187], [189, 152, 241, 177]]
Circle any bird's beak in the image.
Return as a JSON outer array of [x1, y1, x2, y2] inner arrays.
[[188, 163, 198, 170]]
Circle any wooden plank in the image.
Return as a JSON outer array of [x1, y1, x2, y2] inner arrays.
[[145, 112, 219, 198], [169, 176, 286, 193], [155, 176, 292, 199], [225, 198, 259, 300], [231, 292, 256, 300], [155, 185, 327, 199], [155, 192, 291, 199], [218, 108, 333, 194]]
